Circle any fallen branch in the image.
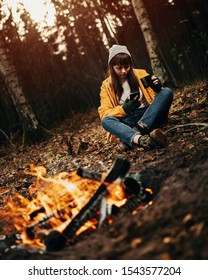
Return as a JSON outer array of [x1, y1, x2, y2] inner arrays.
[[0, 128, 16, 148], [167, 123, 208, 133]]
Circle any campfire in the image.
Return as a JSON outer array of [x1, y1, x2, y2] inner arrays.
[[0, 159, 153, 254]]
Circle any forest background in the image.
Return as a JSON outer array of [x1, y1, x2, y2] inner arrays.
[[0, 0, 208, 143]]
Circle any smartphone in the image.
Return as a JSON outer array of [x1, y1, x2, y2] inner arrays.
[[130, 91, 139, 99]]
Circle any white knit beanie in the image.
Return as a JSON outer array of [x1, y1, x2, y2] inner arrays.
[[108, 44, 131, 64]]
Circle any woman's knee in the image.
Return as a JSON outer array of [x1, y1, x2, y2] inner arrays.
[[101, 116, 118, 129], [160, 87, 173, 103]]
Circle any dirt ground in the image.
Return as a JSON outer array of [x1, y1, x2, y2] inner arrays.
[[0, 80, 207, 260]]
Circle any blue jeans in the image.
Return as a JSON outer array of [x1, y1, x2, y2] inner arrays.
[[101, 87, 173, 147]]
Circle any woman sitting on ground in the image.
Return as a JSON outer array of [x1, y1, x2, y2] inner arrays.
[[98, 44, 173, 151]]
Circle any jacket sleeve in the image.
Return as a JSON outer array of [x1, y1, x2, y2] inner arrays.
[[98, 82, 126, 120]]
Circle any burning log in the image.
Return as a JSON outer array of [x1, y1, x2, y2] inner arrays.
[[76, 168, 154, 213], [63, 158, 130, 235], [44, 158, 130, 250], [77, 167, 102, 181]]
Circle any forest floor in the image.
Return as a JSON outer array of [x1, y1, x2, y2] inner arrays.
[[0, 80, 207, 260]]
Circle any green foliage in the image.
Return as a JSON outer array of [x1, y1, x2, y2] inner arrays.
[[170, 27, 208, 80], [170, 45, 187, 71]]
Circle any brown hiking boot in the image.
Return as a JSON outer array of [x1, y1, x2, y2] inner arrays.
[[138, 129, 167, 150], [150, 128, 167, 147]]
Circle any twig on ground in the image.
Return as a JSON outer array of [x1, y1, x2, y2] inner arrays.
[[167, 123, 208, 133]]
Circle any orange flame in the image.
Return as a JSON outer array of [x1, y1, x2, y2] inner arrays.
[[6, 164, 128, 249]]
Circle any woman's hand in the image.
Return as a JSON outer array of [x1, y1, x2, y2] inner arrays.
[[122, 96, 140, 113], [151, 75, 162, 92], [151, 75, 162, 86]]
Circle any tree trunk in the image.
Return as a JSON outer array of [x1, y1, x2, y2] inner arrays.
[[131, 0, 169, 83], [0, 35, 52, 144], [93, 0, 118, 45]]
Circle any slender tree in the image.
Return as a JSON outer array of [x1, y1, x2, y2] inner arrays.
[[0, 34, 52, 144], [93, 0, 118, 45], [131, 0, 170, 83]]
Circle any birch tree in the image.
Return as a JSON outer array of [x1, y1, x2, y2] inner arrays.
[[0, 35, 51, 144], [131, 0, 169, 83]]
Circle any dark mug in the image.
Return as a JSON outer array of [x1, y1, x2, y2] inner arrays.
[[140, 75, 152, 88], [140, 75, 162, 93]]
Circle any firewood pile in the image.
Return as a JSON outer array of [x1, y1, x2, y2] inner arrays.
[[0, 158, 154, 255]]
